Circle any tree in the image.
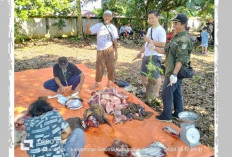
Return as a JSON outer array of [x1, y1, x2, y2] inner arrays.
[[14, 0, 73, 21], [73, 0, 99, 38], [99, 0, 214, 32], [14, 0, 94, 39], [76, 0, 83, 38]]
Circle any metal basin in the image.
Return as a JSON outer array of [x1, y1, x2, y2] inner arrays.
[[178, 111, 200, 123]]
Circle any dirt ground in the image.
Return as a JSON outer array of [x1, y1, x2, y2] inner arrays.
[[14, 37, 214, 149]]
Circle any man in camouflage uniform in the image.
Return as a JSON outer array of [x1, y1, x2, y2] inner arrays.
[[152, 14, 193, 122]]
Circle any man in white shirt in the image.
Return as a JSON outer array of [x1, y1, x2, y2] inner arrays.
[[86, 10, 119, 89], [125, 23, 135, 39], [125, 23, 136, 39], [136, 10, 166, 97]]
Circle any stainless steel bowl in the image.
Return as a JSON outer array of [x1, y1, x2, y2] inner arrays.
[[178, 111, 200, 123]]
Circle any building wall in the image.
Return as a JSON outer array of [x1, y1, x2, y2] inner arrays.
[[18, 18, 47, 38], [17, 17, 103, 38], [48, 18, 77, 37], [16, 16, 137, 39]]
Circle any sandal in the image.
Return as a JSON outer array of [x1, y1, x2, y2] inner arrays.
[[114, 80, 130, 87], [138, 90, 145, 95]]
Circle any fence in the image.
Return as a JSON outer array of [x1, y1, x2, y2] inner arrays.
[[15, 16, 202, 39], [16, 16, 103, 38], [15, 16, 142, 39]]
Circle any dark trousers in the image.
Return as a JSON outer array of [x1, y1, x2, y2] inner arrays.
[[43, 75, 80, 92], [161, 77, 184, 119]]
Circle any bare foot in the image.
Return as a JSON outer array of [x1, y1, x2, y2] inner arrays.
[[107, 82, 112, 88], [154, 93, 159, 98], [107, 84, 112, 88], [90, 83, 99, 90]]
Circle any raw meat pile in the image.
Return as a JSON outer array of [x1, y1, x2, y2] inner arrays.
[[88, 88, 153, 124], [88, 88, 131, 124], [88, 88, 129, 115]]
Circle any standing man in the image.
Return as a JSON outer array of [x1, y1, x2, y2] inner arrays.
[[85, 10, 119, 89], [136, 10, 166, 97], [153, 14, 193, 122], [43, 57, 85, 95]]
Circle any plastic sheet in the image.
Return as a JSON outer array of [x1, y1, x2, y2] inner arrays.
[[14, 64, 214, 157]]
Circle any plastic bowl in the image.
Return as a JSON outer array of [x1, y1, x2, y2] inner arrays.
[[178, 111, 200, 123]]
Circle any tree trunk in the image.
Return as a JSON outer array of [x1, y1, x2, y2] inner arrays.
[[145, 0, 151, 28], [146, 78, 156, 101], [76, 0, 83, 38], [164, 11, 169, 32]]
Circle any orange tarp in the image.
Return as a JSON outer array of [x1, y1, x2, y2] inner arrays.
[[14, 64, 213, 157]]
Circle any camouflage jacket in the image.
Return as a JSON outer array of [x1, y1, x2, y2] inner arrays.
[[164, 31, 193, 77]]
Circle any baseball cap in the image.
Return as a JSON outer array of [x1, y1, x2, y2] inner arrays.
[[172, 14, 188, 24], [58, 57, 68, 68], [103, 10, 112, 16]]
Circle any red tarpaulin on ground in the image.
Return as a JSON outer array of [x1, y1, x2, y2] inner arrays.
[[14, 64, 214, 157]]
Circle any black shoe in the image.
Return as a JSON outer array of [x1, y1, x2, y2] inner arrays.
[[172, 114, 179, 120], [156, 115, 172, 122]]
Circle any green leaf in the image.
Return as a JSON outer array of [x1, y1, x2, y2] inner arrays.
[[186, 2, 194, 9], [189, 9, 197, 16], [176, 6, 185, 12], [141, 72, 148, 76], [194, 0, 202, 5]]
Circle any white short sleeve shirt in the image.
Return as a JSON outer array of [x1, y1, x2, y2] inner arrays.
[[125, 26, 132, 33], [144, 25, 166, 56], [90, 23, 119, 51]]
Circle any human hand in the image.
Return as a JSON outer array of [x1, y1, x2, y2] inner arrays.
[[136, 52, 142, 59], [86, 22, 92, 28], [114, 53, 118, 61], [142, 34, 152, 43], [168, 74, 177, 87], [59, 86, 66, 94]]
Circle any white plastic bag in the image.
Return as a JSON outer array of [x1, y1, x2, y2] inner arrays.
[[57, 94, 69, 105], [65, 99, 83, 110], [48, 93, 83, 110]]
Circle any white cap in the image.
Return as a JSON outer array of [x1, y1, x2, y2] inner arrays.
[[103, 10, 112, 16]]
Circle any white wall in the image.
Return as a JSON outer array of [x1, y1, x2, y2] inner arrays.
[[48, 18, 77, 37], [17, 17, 102, 38], [19, 18, 47, 38]]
